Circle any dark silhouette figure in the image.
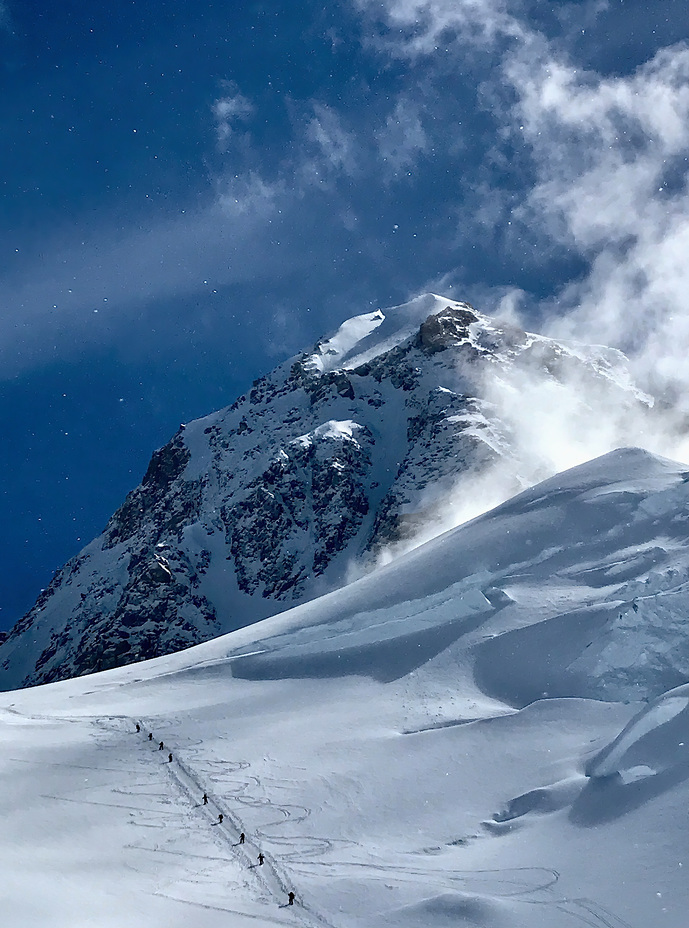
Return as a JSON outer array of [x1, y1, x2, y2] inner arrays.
[[168, 753, 173, 763], [135, 723, 140, 732], [288, 892, 295, 906], [218, 814, 223, 824], [257, 853, 264, 866], [148, 733, 153, 741], [239, 832, 245, 844], [202, 793, 208, 805], [158, 742, 164, 750]]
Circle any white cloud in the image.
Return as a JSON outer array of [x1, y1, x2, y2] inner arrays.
[[505, 43, 689, 438], [355, 0, 521, 55], [362, 1, 689, 454], [305, 103, 358, 177], [513, 45, 689, 153], [212, 84, 254, 151], [0, 188, 295, 379], [351, 0, 689, 566], [0, 1, 12, 32], [216, 171, 284, 217], [375, 99, 428, 175]]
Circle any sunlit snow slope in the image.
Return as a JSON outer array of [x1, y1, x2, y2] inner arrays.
[[1, 448, 687, 928]]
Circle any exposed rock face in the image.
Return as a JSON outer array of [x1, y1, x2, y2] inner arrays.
[[370, 391, 494, 547], [0, 293, 653, 690], [417, 305, 479, 352], [222, 421, 373, 597], [105, 433, 200, 548]]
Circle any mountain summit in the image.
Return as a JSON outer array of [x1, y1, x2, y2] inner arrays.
[[0, 294, 652, 689]]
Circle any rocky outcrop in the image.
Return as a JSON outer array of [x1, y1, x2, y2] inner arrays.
[[368, 391, 497, 548], [25, 543, 220, 684], [417, 305, 479, 352], [105, 432, 201, 548]]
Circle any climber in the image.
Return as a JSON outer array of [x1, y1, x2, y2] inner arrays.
[[148, 733, 153, 741], [159, 741, 164, 750], [239, 832, 245, 844], [203, 793, 208, 805], [257, 852, 264, 866], [288, 891, 295, 906], [168, 753, 173, 763], [218, 813, 223, 824], [135, 723, 140, 732]]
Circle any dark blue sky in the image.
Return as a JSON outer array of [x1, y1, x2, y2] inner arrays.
[[1, 0, 687, 630]]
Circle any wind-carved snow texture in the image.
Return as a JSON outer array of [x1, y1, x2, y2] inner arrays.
[[0, 449, 686, 928], [0, 294, 658, 688]]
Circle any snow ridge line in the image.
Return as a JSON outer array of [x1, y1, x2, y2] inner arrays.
[[135, 719, 336, 928]]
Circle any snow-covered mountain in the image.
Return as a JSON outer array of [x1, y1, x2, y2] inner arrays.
[[1, 448, 687, 928], [0, 294, 653, 689]]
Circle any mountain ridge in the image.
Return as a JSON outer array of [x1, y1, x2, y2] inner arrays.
[[0, 294, 656, 689]]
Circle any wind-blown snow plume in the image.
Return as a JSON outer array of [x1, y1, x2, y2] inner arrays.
[[359, 0, 689, 470], [421, 342, 684, 549], [508, 43, 689, 456], [368, 305, 668, 568]]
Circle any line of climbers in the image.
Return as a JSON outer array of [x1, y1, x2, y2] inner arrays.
[[137, 721, 296, 908]]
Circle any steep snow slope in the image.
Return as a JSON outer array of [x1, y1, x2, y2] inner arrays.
[[0, 449, 687, 928], [0, 295, 653, 689]]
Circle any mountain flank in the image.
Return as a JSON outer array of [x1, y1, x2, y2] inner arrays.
[[0, 294, 653, 689]]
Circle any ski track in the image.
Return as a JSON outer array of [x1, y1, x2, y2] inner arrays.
[[291, 861, 635, 928], [148, 719, 637, 928], [4, 706, 638, 928], [151, 893, 298, 925], [134, 716, 337, 928]]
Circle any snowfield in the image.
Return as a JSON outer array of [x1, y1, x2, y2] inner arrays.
[[1, 448, 687, 927]]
